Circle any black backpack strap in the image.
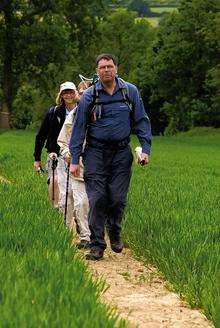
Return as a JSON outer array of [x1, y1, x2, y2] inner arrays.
[[121, 87, 133, 112], [120, 82, 135, 128], [117, 78, 133, 110], [48, 105, 57, 121], [90, 86, 102, 119], [91, 85, 99, 107], [89, 80, 134, 122], [47, 105, 58, 137]]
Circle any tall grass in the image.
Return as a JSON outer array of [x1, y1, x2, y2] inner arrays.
[[0, 130, 126, 327], [1, 129, 219, 326], [124, 131, 220, 327]]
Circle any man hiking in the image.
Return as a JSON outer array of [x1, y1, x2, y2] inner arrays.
[[69, 54, 152, 260]]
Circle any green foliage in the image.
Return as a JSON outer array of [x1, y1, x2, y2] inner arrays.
[[128, 0, 152, 16], [61, 0, 104, 75], [11, 84, 49, 129], [0, 0, 219, 134], [176, 126, 220, 136], [124, 133, 220, 326], [96, 8, 155, 82], [0, 0, 104, 116], [139, 0, 220, 134], [0, 130, 126, 327], [205, 64, 220, 126], [10, 85, 42, 129]]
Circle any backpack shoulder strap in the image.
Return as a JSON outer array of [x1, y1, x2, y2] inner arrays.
[[48, 105, 57, 118], [91, 85, 99, 107], [119, 79, 133, 112], [90, 85, 102, 119], [48, 105, 59, 128]]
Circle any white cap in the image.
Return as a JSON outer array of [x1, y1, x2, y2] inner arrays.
[[59, 81, 76, 93]]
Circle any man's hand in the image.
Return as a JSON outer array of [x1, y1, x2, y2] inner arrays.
[[70, 164, 80, 177], [49, 152, 58, 160], [34, 161, 42, 171], [140, 153, 150, 166]]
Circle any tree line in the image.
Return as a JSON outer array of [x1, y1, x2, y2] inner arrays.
[[0, 0, 219, 134]]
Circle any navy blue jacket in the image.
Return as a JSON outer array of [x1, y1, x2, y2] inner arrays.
[[69, 78, 152, 164]]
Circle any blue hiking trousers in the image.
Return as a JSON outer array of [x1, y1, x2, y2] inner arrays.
[[83, 140, 133, 250]]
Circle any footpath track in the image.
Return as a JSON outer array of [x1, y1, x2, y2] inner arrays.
[[82, 246, 213, 328]]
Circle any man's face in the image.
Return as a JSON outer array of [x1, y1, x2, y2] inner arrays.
[[96, 59, 117, 84], [61, 89, 77, 104]]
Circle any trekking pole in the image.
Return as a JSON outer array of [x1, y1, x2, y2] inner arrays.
[[37, 167, 44, 174], [79, 74, 93, 83], [64, 163, 70, 226], [79, 73, 99, 85], [51, 157, 58, 205]]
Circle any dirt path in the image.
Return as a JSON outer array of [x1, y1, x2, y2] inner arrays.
[[82, 245, 213, 328]]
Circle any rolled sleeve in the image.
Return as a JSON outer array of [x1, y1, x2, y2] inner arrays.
[[131, 86, 152, 154]]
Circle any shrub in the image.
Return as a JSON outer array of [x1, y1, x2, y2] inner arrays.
[[10, 84, 49, 130]]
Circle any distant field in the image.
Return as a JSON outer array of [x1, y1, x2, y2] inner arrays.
[[146, 17, 160, 27], [150, 6, 178, 13], [147, 7, 177, 27], [149, 0, 179, 5]]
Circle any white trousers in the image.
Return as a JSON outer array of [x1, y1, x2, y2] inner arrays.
[[57, 158, 74, 227], [71, 179, 90, 242], [57, 158, 90, 241]]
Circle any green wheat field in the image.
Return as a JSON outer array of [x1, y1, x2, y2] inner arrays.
[[0, 128, 219, 327]]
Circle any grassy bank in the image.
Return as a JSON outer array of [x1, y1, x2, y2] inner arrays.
[[124, 130, 220, 326], [0, 130, 125, 327]]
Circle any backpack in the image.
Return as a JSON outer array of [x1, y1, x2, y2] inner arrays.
[[48, 105, 57, 122], [47, 105, 59, 135], [90, 78, 134, 123]]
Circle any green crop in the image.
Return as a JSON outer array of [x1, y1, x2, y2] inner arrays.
[[0, 130, 126, 328], [123, 132, 220, 327]]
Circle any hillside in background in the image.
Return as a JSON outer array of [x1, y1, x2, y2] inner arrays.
[[104, 0, 180, 9], [104, 0, 179, 22]]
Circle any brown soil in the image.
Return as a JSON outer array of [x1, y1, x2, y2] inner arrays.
[[80, 245, 213, 328]]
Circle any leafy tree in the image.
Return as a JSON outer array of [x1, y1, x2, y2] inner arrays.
[[0, 1, 70, 118], [0, 0, 104, 127], [140, 0, 219, 134], [95, 8, 155, 82], [205, 65, 220, 127], [63, 0, 104, 75], [10, 84, 43, 129], [128, 0, 152, 17]]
